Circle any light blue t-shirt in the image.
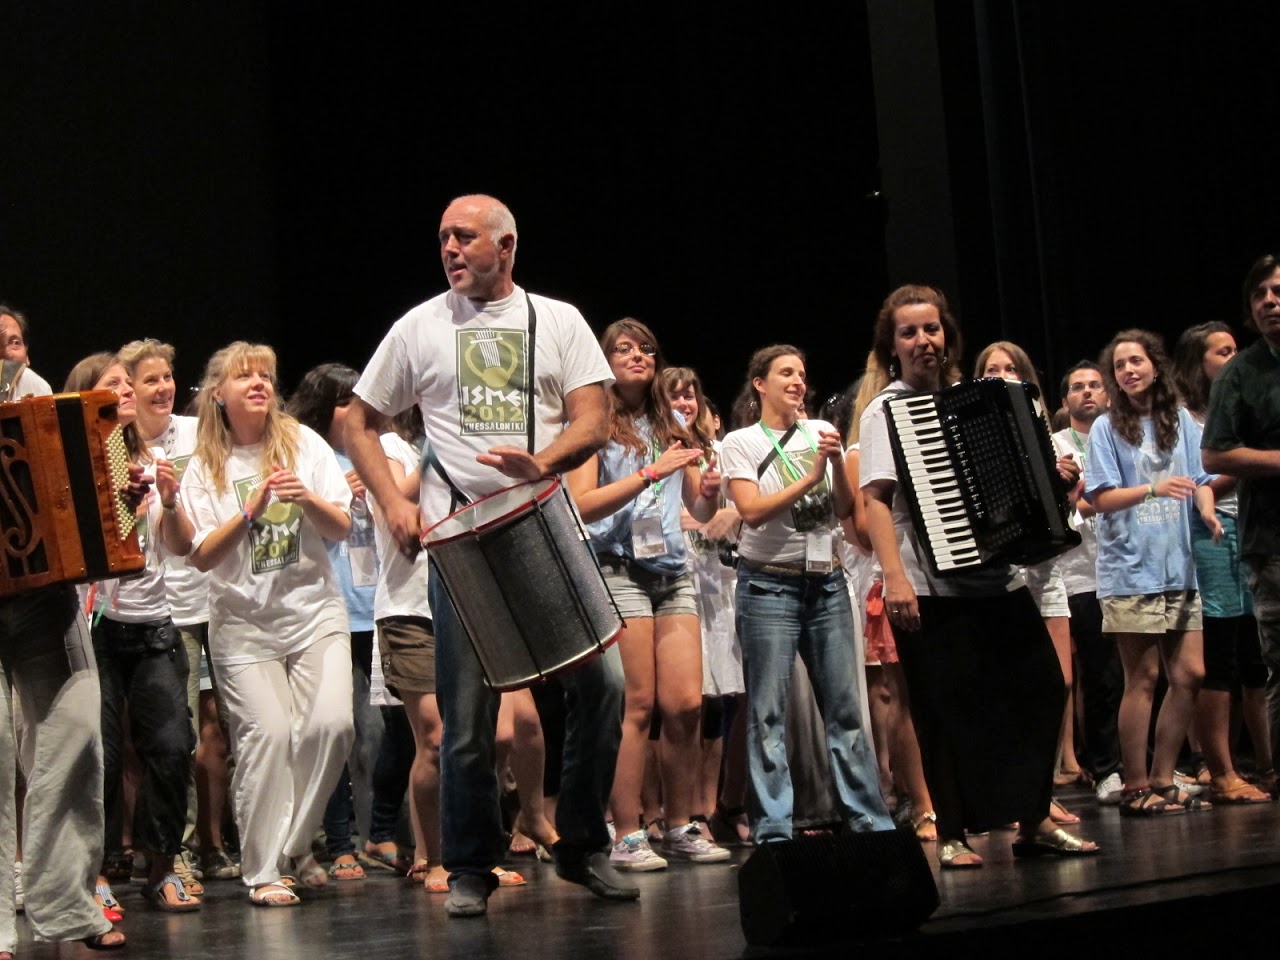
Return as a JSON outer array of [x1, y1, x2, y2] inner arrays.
[[1084, 408, 1212, 598], [586, 415, 687, 576], [327, 451, 377, 631]]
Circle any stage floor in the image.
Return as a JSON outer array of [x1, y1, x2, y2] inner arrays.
[[21, 783, 1280, 958]]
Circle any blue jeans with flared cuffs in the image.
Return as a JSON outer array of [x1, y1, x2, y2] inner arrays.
[[735, 563, 894, 843]]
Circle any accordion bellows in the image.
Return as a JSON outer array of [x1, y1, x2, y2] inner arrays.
[[0, 390, 145, 598]]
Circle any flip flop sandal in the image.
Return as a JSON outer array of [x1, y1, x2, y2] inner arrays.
[[249, 882, 300, 907], [912, 810, 938, 842], [327, 855, 366, 881], [95, 882, 126, 917], [1049, 798, 1081, 824], [1209, 776, 1269, 804], [142, 873, 200, 912], [938, 839, 983, 869], [493, 867, 526, 887]]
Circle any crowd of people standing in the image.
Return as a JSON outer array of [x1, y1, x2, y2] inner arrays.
[[1, 198, 1279, 949]]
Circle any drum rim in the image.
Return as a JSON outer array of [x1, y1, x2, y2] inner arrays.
[[420, 476, 561, 547]]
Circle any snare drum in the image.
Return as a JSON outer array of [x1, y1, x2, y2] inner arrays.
[[422, 477, 622, 690]]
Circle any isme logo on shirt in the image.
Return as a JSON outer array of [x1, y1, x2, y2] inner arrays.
[[456, 329, 527, 435], [234, 473, 302, 573], [1133, 442, 1178, 526]]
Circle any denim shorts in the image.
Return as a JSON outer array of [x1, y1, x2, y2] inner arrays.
[[598, 556, 697, 620], [1101, 590, 1202, 634]]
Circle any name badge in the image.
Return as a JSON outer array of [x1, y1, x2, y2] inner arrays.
[[632, 512, 666, 558], [805, 530, 834, 573]]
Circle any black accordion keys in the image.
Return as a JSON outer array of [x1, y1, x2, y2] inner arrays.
[[0, 390, 145, 597], [884, 378, 1081, 577]]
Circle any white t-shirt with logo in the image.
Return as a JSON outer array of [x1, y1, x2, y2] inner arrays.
[[719, 418, 839, 565], [182, 425, 352, 666], [353, 286, 612, 525], [145, 414, 210, 626], [1052, 426, 1098, 596]]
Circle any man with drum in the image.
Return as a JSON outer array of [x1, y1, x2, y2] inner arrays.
[[346, 194, 633, 917]]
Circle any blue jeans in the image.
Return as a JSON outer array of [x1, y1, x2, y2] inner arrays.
[[430, 562, 624, 881], [735, 566, 893, 842]]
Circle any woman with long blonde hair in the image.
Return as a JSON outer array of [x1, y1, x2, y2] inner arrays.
[[182, 342, 355, 906]]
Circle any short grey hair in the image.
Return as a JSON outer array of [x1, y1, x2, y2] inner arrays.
[[450, 194, 518, 252]]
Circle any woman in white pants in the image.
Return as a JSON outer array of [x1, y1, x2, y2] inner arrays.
[[183, 342, 354, 906]]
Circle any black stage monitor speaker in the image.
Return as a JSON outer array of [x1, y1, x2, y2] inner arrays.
[[738, 829, 939, 947]]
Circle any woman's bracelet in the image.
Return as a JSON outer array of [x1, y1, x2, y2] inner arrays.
[[242, 508, 254, 527]]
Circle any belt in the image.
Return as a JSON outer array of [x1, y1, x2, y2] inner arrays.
[[738, 557, 842, 578]]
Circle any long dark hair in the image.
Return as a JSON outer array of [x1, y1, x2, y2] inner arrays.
[[1100, 329, 1180, 453], [64, 352, 146, 462], [600, 318, 688, 456], [730, 344, 806, 430], [661, 365, 717, 449], [286, 363, 360, 439], [1173, 321, 1233, 416]]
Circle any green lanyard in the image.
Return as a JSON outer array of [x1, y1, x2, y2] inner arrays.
[[758, 420, 818, 483], [648, 439, 667, 495]]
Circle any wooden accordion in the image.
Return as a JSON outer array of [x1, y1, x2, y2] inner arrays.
[[884, 378, 1080, 577], [0, 390, 145, 597]]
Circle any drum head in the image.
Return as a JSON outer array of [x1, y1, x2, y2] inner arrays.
[[422, 477, 560, 547]]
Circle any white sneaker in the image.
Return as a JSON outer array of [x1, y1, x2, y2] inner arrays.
[[662, 823, 731, 863], [610, 829, 668, 871], [1095, 772, 1124, 805]]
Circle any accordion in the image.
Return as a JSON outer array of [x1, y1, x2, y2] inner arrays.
[[0, 390, 145, 597], [884, 378, 1080, 577]]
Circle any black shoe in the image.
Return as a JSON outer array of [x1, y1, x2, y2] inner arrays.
[[554, 850, 640, 901], [445, 873, 492, 917]]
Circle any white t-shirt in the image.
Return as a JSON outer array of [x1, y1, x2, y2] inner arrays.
[[371, 432, 431, 621], [100, 485, 171, 623], [859, 381, 1022, 598], [1051, 426, 1098, 596], [182, 425, 351, 666], [719, 418, 840, 565], [353, 286, 612, 524], [13, 368, 51, 399], [144, 415, 210, 625]]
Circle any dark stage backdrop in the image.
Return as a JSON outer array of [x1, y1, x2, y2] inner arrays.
[[2, 3, 885, 416], [2, 2, 1277, 421]]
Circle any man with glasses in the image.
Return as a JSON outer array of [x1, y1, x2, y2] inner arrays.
[[1052, 361, 1122, 803], [1203, 254, 1280, 794], [345, 194, 634, 917]]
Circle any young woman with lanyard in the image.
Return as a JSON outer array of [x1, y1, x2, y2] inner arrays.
[[566, 319, 727, 869], [182, 342, 355, 905], [719, 344, 893, 844], [65, 354, 200, 913], [861, 287, 1097, 867]]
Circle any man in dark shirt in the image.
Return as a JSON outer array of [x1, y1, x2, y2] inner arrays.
[[1202, 253, 1280, 789]]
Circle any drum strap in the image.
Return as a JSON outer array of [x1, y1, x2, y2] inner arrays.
[[423, 293, 539, 511], [755, 424, 798, 479]]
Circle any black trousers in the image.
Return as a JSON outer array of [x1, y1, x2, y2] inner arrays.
[[1069, 592, 1123, 781], [94, 616, 193, 858]]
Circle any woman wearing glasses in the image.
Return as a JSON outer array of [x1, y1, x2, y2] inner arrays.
[[566, 319, 727, 870]]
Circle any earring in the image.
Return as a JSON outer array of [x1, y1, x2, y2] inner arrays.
[[216, 397, 225, 408], [888, 357, 901, 380]]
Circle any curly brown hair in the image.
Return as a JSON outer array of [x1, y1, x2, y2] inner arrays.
[[871, 285, 964, 387], [1100, 329, 1180, 453]]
